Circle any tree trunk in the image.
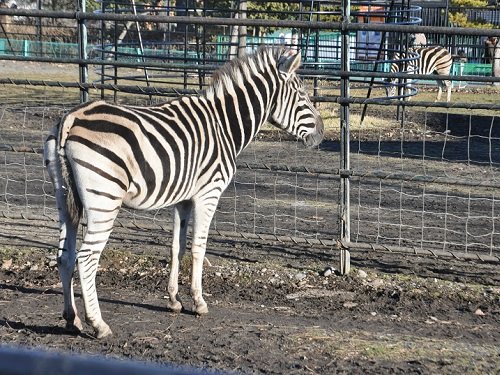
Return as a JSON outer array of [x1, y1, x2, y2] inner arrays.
[[238, 0, 247, 58], [493, 38, 500, 86], [228, 1, 239, 59]]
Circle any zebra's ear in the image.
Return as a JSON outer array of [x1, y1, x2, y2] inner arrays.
[[278, 49, 301, 74]]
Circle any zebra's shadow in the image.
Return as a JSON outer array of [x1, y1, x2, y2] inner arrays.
[[0, 283, 196, 337]]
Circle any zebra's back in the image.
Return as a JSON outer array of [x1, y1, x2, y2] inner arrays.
[[414, 46, 452, 76], [59, 99, 227, 211], [387, 45, 453, 102]]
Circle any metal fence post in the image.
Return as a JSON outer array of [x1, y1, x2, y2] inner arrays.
[[77, 0, 88, 103], [339, 0, 351, 275]]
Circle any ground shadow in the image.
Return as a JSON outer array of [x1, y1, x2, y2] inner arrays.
[[320, 137, 500, 166]]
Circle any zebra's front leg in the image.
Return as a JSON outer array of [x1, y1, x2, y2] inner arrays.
[[190, 198, 219, 315], [167, 200, 193, 313]]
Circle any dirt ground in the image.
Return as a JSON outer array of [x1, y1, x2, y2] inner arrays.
[[0, 236, 499, 374]]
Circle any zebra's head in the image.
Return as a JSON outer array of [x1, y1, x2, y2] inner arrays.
[[268, 48, 324, 148]]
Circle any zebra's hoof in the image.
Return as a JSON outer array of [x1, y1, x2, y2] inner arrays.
[[64, 315, 83, 333], [94, 322, 112, 339], [194, 302, 209, 315], [167, 300, 183, 313]]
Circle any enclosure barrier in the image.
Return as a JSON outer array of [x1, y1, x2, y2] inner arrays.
[[1, 2, 499, 282]]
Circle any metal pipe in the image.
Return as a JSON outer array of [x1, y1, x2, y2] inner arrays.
[[1, 52, 499, 85], [339, 0, 351, 275], [2, 77, 500, 110], [131, 0, 151, 99], [77, 0, 88, 103]]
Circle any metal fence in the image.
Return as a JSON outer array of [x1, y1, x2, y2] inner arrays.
[[1, 1, 500, 279]]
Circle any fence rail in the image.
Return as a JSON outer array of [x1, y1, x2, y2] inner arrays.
[[1, 8, 500, 37]]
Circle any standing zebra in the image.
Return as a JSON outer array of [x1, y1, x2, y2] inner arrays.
[[386, 46, 453, 102], [44, 46, 324, 338]]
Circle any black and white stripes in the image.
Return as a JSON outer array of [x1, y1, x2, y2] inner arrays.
[[386, 46, 453, 102], [44, 46, 324, 338]]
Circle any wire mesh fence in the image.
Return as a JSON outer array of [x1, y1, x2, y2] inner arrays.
[[350, 104, 499, 257], [0, 2, 499, 266]]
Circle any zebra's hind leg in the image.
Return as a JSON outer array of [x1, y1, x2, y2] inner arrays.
[[44, 129, 82, 333], [435, 79, 451, 102], [445, 80, 452, 102], [76, 208, 120, 338], [167, 200, 193, 312], [57, 218, 83, 333]]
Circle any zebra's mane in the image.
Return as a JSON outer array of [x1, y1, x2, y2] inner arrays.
[[205, 46, 283, 98]]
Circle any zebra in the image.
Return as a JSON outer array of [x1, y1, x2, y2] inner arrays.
[[385, 46, 453, 102], [43, 46, 324, 338]]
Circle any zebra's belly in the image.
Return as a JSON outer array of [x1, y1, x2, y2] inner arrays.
[[122, 167, 228, 211], [122, 185, 194, 211]]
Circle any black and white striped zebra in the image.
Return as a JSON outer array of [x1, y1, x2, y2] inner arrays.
[[43, 46, 324, 338], [386, 46, 453, 102]]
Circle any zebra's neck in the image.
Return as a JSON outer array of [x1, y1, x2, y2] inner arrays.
[[206, 63, 277, 156]]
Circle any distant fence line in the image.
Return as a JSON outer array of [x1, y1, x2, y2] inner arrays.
[[420, 5, 500, 27], [0, 37, 494, 82]]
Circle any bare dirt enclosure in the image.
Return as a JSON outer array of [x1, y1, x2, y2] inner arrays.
[[0, 243, 499, 374], [0, 61, 499, 374]]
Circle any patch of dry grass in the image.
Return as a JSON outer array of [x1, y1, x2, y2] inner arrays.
[[288, 326, 499, 372]]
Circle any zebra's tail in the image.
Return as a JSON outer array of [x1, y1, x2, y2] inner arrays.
[[44, 122, 82, 227]]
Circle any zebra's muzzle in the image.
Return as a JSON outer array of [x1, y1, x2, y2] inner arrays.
[[303, 117, 324, 148]]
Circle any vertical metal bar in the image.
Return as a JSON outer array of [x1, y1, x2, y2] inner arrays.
[[397, 0, 410, 124], [183, 1, 188, 88], [77, 0, 88, 103], [131, 0, 152, 103], [37, 0, 42, 57], [339, 0, 351, 275], [113, 1, 118, 103], [360, 0, 395, 125], [100, 0, 105, 100], [193, 0, 203, 89], [201, 0, 207, 87], [131, 0, 150, 84], [313, 1, 319, 99]]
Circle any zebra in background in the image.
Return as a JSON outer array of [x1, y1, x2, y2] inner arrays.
[[385, 45, 453, 102], [44, 46, 324, 338]]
